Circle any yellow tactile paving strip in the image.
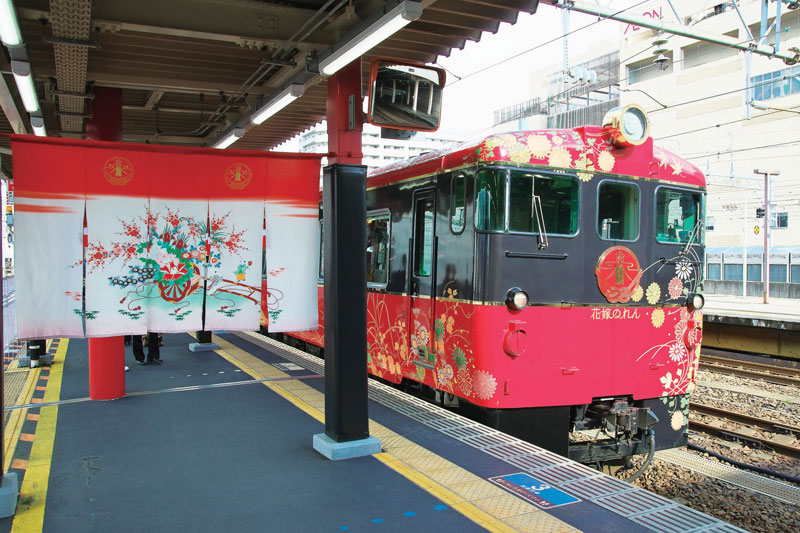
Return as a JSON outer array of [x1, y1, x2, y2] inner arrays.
[[212, 334, 579, 533]]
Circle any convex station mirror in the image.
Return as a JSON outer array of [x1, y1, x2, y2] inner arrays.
[[367, 59, 446, 132]]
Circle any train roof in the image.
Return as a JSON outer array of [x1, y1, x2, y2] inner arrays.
[[367, 126, 706, 189]]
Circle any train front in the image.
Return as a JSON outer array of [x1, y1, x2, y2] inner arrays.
[[467, 105, 706, 464]]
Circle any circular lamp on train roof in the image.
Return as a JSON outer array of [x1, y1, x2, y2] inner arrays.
[[601, 104, 651, 147]]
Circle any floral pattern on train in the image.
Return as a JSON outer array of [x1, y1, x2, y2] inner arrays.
[[476, 130, 615, 182], [365, 282, 498, 403]]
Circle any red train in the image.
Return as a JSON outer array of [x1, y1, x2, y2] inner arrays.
[[267, 105, 706, 464]]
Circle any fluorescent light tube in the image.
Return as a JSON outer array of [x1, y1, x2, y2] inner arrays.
[[319, 1, 422, 77], [0, 0, 22, 46], [252, 85, 304, 125], [212, 127, 245, 149], [11, 61, 40, 113], [31, 115, 46, 137]]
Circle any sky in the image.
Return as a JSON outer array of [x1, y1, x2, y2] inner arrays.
[[434, 3, 635, 139], [275, 1, 648, 149]]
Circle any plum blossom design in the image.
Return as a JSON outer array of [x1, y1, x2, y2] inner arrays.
[[651, 308, 665, 328], [525, 134, 550, 158], [631, 285, 644, 302], [416, 324, 429, 346], [437, 364, 454, 387], [670, 409, 685, 431], [646, 282, 661, 305], [668, 342, 686, 362], [668, 277, 683, 299], [548, 148, 572, 168], [675, 259, 693, 280], [597, 150, 615, 172], [473, 370, 497, 400]]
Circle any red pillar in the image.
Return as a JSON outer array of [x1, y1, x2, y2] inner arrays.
[[85, 87, 126, 400], [326, 59, 363, 164]]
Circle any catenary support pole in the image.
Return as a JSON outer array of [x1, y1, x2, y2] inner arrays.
[[755, 169, 779, 304], [86, 87, 126, 400], [313, 58, 380, 460]]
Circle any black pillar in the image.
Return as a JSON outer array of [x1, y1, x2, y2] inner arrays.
[[323, 163, 368, 442]]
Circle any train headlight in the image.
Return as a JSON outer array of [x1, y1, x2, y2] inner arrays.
[[687, 292, 704, 311], [506, 288, 529, 311], [602, 104, 651, 147]]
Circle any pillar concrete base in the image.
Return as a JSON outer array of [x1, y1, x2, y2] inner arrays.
[[0, 473, 18, 518], [312, 433, 381, 461], [188, 342, 220, 352], [18, 354, 53, 368]]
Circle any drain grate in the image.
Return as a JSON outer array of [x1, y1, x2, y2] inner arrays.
[[560, 474, 633, 500], [631, 503, 724, 533], [657, 448, 800, 506], [238, 331, 743, 532], [593, 489, 675, 517]]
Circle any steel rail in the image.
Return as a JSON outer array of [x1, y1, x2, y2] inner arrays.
[[691, 402, 800, 436], [701, 354, 800, 377], [699, 360, 800, 387], [689, 419, 800, 460]]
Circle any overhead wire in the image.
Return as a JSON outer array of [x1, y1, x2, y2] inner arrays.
[[443, 0, 653, 89]]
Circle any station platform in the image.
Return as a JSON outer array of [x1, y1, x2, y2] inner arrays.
[[1, 332, 743, 532], [702, 294, 800, 358], [704, 293, 800, 328]]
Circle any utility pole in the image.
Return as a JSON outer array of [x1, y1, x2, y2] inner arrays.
[[755, 169, 780, 303]]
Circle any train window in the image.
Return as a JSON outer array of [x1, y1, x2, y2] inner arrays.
[[475, 168, 507, 231], [366, 212, 390, 286], [597, 181, 639, 241], [414, 198, 435, 277], [508, 171, 578, 235], [450, 174, 466, 234], [655, 187, 705, 244]]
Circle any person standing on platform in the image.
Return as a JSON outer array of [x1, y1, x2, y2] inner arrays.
[[131, 332, 162, 365]]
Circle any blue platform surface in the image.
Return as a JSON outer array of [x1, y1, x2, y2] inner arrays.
[[0, 331, 743, 533]]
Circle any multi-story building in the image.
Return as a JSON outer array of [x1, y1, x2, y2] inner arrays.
[[299, 122, 461, 175], [493, 0, 800, 289]]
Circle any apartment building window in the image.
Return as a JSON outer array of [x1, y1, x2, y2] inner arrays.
[[770, 212, 789, 229], [747, 264, 761, 282], [682, 31, 737, 69], [792, 265, 800, 283], [707, 263, 721, 280], [770, 264, 787, 283], [706, 216, 715, 231], [751, 66, 800, 101], [724, 264, 743, 281], [627, 52, 673, 84]]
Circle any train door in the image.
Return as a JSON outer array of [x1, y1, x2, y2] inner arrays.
[[409, 189, 437, 368]]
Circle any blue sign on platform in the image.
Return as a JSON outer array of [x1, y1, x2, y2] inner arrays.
[[489, 473, 580, 509]]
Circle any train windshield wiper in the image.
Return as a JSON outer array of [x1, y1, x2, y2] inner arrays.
[[533, 194, 549, 250]]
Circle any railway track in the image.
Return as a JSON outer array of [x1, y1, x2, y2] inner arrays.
[[689, 402, 800, 459], [699, 354, 800, 387]]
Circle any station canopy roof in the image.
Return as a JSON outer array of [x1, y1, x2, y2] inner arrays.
[[1, 0, 542, 177]]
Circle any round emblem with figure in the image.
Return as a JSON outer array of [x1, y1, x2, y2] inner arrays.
[[103, 157, 134, 186], [224, 163, 252, 190], [595, 246, 643, 303]]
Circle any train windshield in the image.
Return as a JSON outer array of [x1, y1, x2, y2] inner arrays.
[[655, 187, 705, 245], [475, 168, 579, 235]]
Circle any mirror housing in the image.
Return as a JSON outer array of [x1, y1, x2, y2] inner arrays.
[[367, 58, 446, 132]]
